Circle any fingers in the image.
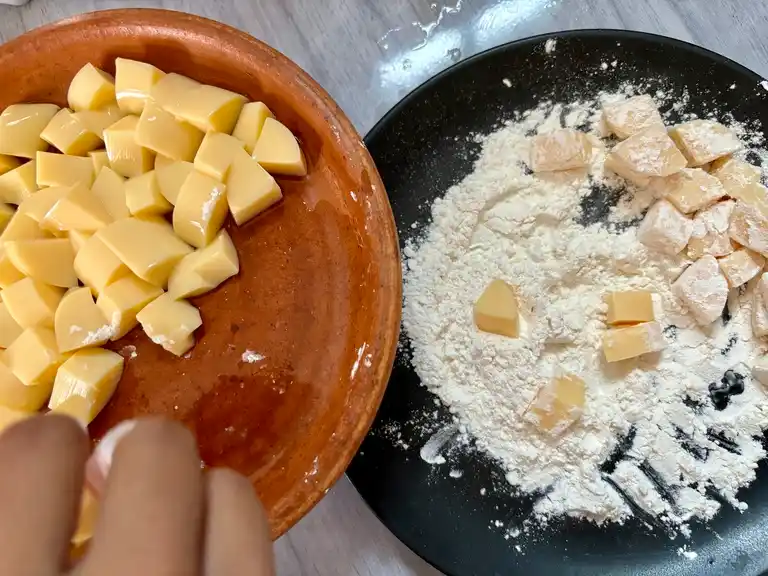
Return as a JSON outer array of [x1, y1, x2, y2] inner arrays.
[[0, 415, 89, 575], [80, 419, 205, 576], [203, 468, 275, 576]]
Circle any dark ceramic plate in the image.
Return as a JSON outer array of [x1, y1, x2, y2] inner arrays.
[[348, 30, 768, 576]]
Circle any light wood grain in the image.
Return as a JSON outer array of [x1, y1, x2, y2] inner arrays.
[[2, 1, 767, 574]]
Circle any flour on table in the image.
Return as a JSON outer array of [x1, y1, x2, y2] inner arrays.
[[401, 88, 768, 537]]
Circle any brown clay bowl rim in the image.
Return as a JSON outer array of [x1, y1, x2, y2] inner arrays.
[[0, 8, 402, 537]]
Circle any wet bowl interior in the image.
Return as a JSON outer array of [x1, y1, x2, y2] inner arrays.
[[0, 9, 401, 537]]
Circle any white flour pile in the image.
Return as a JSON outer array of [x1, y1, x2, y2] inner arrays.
[[402, 88, 768, 534]]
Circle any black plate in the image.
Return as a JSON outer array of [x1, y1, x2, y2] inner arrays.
[[347, 30, 768, 576]]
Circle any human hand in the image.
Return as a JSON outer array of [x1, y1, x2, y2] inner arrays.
[[0, 415, 275, 575]]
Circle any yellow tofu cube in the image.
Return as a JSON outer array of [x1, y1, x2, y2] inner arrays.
[[0, 303, 23, 348], [0, 203, 11, 233], [473, 279, 519, 338], [226, 153, 282, 225], [103, 116, 155, 178], [17, 186, 68, 222], [135, 102, 204, 162], [54, 287, 114, 353], [729, 201, 768, 255], [0, 403, 32, 434], [48, 348, 124, 424], [653, 168, 726, 214], [3, 326, 63, 387], [0, 104, 60, 159], [73, 234, 130, 295], [150, 73, 200, 117], [95, 274, 163, 340], [41, 183, 113, 233], [232, 102, 274, 154], [637, 199, 693, 256], [688, 200, 735, 259], [68, 230, 93, 254], [252, 117, 307, 177], [523, 372, 586, 435], [115, 58, 165, 115], [89, 150, 111, 173], [136, 293, 202, 357], [40, 108, 102, 156], [174, 84, 247, 134], [90, 167, 129, 220], [156, 161, 194, 205], [0, 161, 38, 205], [601, 95, 664, 140], [0, 246, 26, 289], [529, 129, 593, 172], [670, 120, 742, 167], [0, 360, 50, 411], [168, 230, 239, 299], [0, 155, 21, 176], [4, 239, 77, 288], [0, 211, 50, 244], [124, 170, 172, 218], [36, 152, 94, 188], [605, 291, 655, 325], [67, 64, 116, 112], [672, 255, 729, 325], [607, 126, 687, 186], [2, 277, 63, 328], [73, 106, 126, 139], [173, 171, 228, 248], [194, 131, 246, 181], [602, 321, 666, 362], [97, 217, 192, 287], [718, 248, 765, 288], [155, 154, 174, 170]]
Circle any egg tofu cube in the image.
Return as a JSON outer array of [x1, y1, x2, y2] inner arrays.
[[89, 150, 111, 173], [1, 212, 51, 244], [718, 248, 764, 288], [174, 85, 247, 134], [97, 217, 192, 287], [67, 64, 116, 112], [168, 230, 239, 299], [115, 58, 165, 115], [2, 277, 63, 328], [4, 239, 77, 288], [150, 73, 201, 117], [54, 287, 114, 353], [608, 125, 687, 182], [0, 161, 38, 205], [41, 183, 113, 233], [91, 167, 129, 220], [672, 255, 729, 325], [125, 171, 172, 218], [529, 129, 593, 173], [226, 154, 282, 226], [0, 104, 60, 159], [687, 201, 735, 259], [135, 102, 204, 163], [17, 186, 68, 223], [0, 155, 20, 175], [637, 199, 692, 256], [653, 168, 726, 214], [602, 322, 666, 362], [602, 95, 664, 140], [0, 360, 50, 411], [40, 108, 102, 156], [73, 106, 126, 139], [252, 117, 307, 177], [68, 230, 93, 255], [3, 326, 63, 387], [136, 293, 202, 357], [0, 246, 24, 289], [173, 171, 228, 248], [0, 203, 11, 233], [36, 152, 94, 188], [232, 102, 274, 154], [156, 161, 194, 205], [48, 348, 124, 424], [95, 274, 163, 340], [103, 116, 155, 178], [670, 120, 742, 167], [73, 234, 130, 296], [0, 303, 23, 349], [729, 201, 768, 255], [194, 132, 246, 181]]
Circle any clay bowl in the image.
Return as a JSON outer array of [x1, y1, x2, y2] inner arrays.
[[0, 9, 401, 537]]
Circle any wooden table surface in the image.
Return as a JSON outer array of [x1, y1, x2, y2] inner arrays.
[[2, 1, 767, 574]]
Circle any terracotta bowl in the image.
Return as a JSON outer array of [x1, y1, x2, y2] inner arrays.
[[0, 9, 401, 537]]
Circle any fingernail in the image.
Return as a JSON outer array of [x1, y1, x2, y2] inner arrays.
[[92, 420, 137, 479]]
